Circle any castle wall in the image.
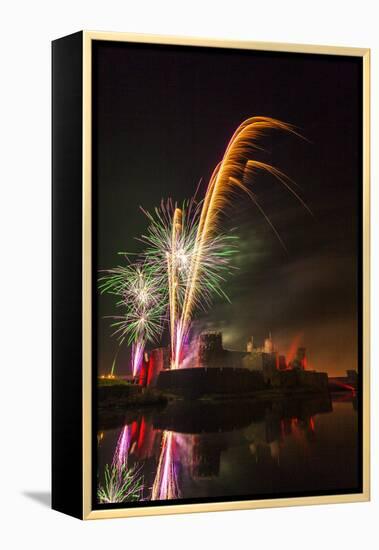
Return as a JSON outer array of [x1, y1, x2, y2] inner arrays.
[[157, 367, 265, 397], [145, 347, 170, 387], [242, 351, 265, 371], [272, 369, 329, 390], [147, 333, 328, 395]]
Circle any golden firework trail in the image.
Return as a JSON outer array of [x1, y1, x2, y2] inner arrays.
[[168, 207, 183, 367], [174, 116, 309, 368]]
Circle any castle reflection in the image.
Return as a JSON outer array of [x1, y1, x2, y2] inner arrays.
[[97, 395, 358, 503]]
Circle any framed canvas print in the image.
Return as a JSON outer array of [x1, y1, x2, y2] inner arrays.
[[52, 31, 370, 520]]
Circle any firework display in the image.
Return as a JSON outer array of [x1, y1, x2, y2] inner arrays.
[[99, 117, 308, 374], [99, 264, 167, 375], [139, 199, 238, 368], [52, 32, 367, 521]]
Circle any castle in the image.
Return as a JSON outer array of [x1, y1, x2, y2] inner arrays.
[[139, 331, 329, 396]]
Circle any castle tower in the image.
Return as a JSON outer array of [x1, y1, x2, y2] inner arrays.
[[278, 355, 287, 370], [296, 347, 306, 370], [264, 332, 274, 354], [198, 332, 225, 367], [247, 336, 254, 353]]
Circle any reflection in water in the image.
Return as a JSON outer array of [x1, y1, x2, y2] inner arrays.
[[97, 424, 144, 504], [97, 395, 359, 503], [97, 462, 144, 504], [114, 425, 131, 468], [151, 431, 180, 500]]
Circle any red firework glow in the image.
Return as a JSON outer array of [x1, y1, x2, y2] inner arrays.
[[285, 333, 304, 365]]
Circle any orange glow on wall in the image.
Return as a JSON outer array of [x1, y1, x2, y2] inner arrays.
[[285, 333, 304, 364]]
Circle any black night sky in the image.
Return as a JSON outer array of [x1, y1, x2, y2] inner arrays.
[[93, 41, 362, 377]]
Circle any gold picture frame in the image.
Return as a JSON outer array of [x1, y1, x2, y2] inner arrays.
[[52, 31, 370, 520]]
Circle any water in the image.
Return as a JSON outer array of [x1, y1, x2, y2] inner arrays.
[[96, 394, 359, 504]]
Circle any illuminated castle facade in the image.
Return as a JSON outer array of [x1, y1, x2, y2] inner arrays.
[[139, 330, 328, 396]]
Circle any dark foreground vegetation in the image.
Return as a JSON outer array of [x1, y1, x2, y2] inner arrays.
[[98, 378, 168, 408]]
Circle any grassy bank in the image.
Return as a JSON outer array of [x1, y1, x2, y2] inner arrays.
[[98, 378, 168, 408]]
